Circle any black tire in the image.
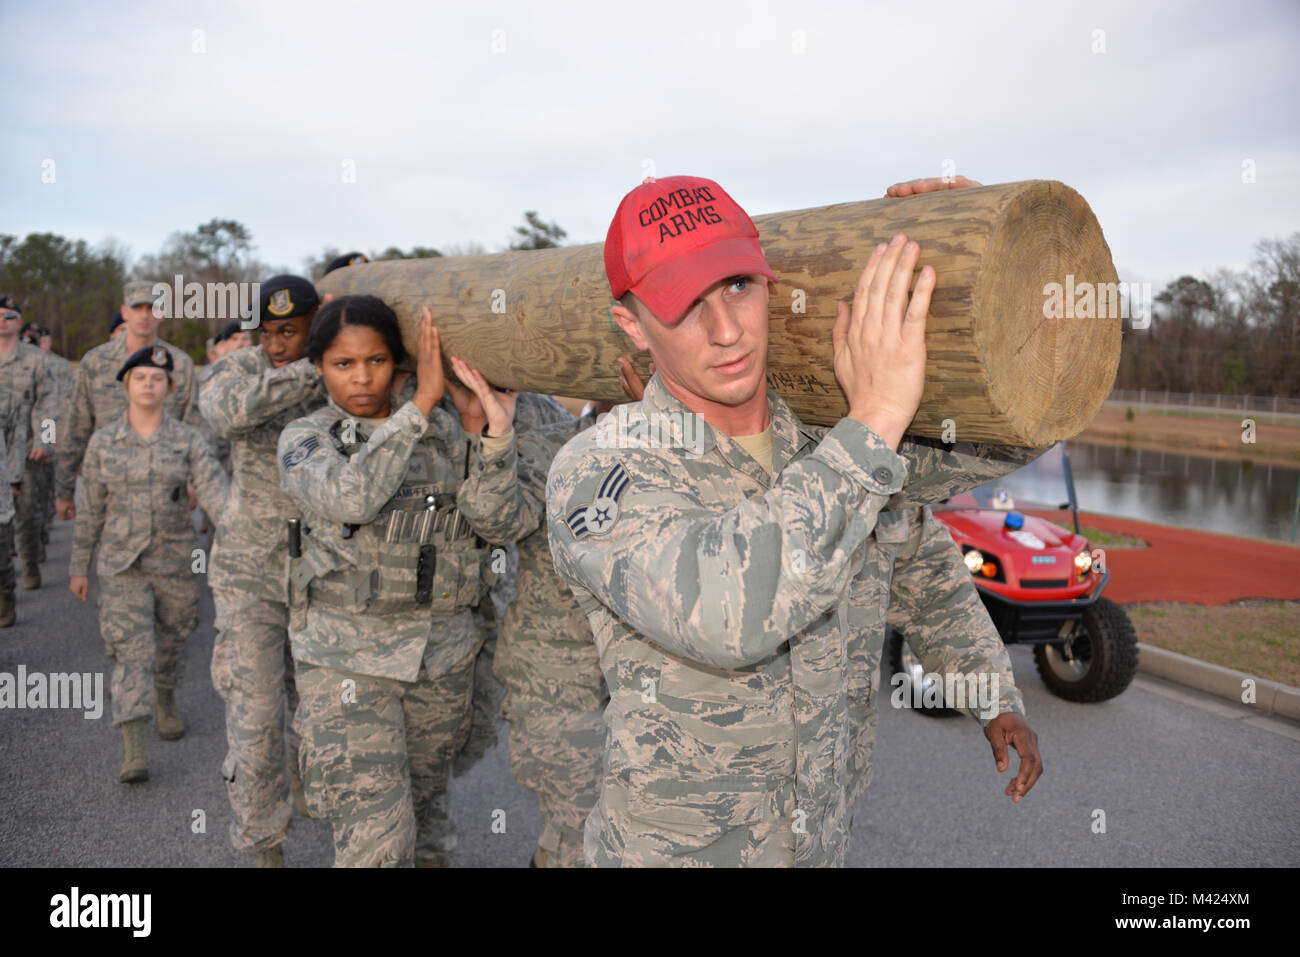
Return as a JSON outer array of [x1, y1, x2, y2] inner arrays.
[[884, 627, 961, 718], [1033, 597, 1139, 702]]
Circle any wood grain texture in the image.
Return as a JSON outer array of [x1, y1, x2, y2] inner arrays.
[[316, 180, 1120, 446]]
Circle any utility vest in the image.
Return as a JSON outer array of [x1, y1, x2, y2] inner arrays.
[[287, 415, 498, 631]]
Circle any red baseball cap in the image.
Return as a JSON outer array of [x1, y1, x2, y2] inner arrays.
[[604, 175, 776, 323]]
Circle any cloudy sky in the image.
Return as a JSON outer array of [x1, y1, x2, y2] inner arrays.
[[3, 0, 1297, 290]]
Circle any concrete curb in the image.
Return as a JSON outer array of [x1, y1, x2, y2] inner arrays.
[[1137, 642, 1300, 721]]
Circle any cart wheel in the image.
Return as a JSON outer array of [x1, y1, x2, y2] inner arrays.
[[1033, 598, 1139, 702], [885, 627, 961, 718]]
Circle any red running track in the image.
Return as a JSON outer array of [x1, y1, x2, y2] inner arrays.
[[1023, 510, 1300, 606]]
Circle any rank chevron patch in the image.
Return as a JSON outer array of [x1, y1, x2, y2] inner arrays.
[[566, 462, 632, 538]]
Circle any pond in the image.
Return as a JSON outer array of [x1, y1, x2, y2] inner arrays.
[[962, 442, 1300, 544]]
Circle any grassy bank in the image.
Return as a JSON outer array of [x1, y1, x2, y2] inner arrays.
[[1078, 407, 1300, 467], [1128, 599, 1300, 686]]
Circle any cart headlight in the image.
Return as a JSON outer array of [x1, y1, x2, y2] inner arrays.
[[1074, 550, 1092, 574], [961, 545, 1001, 580]]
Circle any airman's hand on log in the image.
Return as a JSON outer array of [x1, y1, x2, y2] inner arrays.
[[884, 175, 983, 197], [411, 306, 445, 417], [617, 357, 653, 403], [591, 357, 654, 416], [833, 234, 933, 450], [448, 355, 517, 438]]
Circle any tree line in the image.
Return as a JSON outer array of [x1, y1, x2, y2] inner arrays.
[[0, 212, 567, 364], [1115, 233, 1299, 397]]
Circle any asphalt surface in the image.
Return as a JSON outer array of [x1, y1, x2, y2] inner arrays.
[[2, 518, 1297, 867]]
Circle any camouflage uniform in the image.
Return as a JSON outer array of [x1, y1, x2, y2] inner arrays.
[[44, 350, 75, 405], [36, 350, 73, 526], [278, 391, 536, 867], [0, 341, 59, 569], [0, 387, 24, 599], [55, 334, 200, 502], [196, 363, 233, 474], [457, 392, 575, 766], [69, 414, 229, 725], [200, 350, 324, 854], [479, 405, 608, 868], [415, 391, 576, 866], [547, 374, 1047, 867]]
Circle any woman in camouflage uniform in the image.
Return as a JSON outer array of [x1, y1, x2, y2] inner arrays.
[[68, 346, 229, 784], [277, 296, 533, 867]]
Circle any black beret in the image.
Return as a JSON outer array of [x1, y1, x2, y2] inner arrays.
[[109, 310, 125, 333], [323, 252, 368, 276], [0, 295, 20, 314], [259, 275, 319, 322], [214, 319, 244, 343], [117, 344, 174, 381]]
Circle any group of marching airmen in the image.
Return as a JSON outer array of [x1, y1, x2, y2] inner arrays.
[[5, 173, 1048, 868], [0, 303, 73, 605]]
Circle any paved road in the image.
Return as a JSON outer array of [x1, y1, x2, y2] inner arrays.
[[2, 519, 1297, 867]]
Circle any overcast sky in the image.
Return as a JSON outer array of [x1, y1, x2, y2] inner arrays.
[[3, 0, 1297, 291]]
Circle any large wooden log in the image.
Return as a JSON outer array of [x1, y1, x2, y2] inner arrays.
[[317, 180, 1120, 446]]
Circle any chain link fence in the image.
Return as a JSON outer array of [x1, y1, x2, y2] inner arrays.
[[1106, 389, 1300, 423]]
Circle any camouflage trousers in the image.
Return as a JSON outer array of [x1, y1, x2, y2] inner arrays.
[[415, 612, 502, 866], [211, 593, 300, 853], [98, 563, 199, 726], [506, 699, 605, 867], [33, 457, 54, 526], [294, 649, 475, 868], [495, 620, 607, 868], [584, 773, 798, 867], [15, 459, 46, 564], [0, 520, 14, 593]]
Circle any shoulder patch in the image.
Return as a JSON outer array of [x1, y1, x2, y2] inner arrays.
[[565, 462, 632, 539], [280, 434, 321, 470]]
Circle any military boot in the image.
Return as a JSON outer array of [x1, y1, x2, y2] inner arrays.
[[0, 590, 15, 628], [119, 719, 149, 783], [255, 845, 285, 868], [155, 687, 185, 740], [21, 562, 39, 590]]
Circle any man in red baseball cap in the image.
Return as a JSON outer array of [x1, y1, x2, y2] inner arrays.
[[602, 175, 778, 437], [546, 173, 1045, 867]]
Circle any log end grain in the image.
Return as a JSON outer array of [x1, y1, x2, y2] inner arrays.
[[976, 180, 1121, 446]]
